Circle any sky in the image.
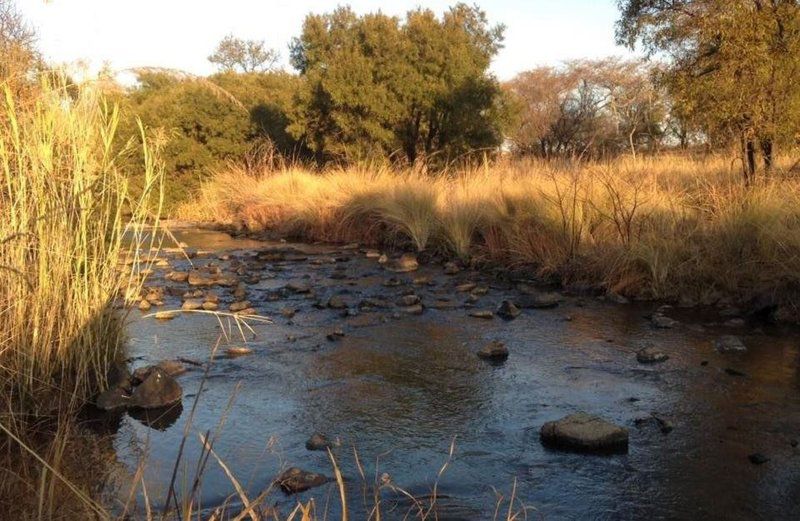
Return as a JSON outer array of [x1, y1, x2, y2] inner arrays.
[[17, 0, 639, 81]]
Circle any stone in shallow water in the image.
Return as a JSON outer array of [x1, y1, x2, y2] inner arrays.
[[154, 310, 179, 320], [305, 433, 338, 451], [229, 300, 252, 312], [398, 294, 421, 307], [540, 412, 628, 453], [469, 310, 494, 319], [225, 346, 253, 357], [385, 253, 419, 273], [477, 340, 509, 361], [129, 368, 182, 409], [496, 300, 521, 320], [401, 304, 424, 315], [443, 262, 461, 275], [715, 335, 747, 353], [636, 347, 669, 364], [181, 299, 203, 311], [275, 467, 330, 494]]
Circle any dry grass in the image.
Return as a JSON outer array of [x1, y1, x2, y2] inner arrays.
[[180, 153, 800, 314], [0, 76, 162, 518]]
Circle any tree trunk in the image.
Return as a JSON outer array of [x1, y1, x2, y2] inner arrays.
[[742, 134, 756, 186], [761, 138, 773, 176]]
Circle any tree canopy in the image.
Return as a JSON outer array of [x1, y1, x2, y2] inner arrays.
[[617, 0, 800, 181], [288, 4, 509, 164]]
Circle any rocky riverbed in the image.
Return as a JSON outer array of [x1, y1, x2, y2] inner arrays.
[[101, 225, 800, 520]]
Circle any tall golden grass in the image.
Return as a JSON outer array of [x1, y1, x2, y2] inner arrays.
[[0, 77, 162, 518], [181, 154, 800, 314]]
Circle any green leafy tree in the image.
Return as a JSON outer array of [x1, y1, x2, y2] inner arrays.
[[617, 0, 800, 183], [288, 4, 508, 164]]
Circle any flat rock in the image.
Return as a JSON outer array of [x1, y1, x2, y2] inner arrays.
[[636, 347, 669, 364], [651, 313, 679, 329], [540, 412, 628, 453], [401, 304, 424, 315], [275, 467, 330, 494], [181, 299, 203, 311], [443, 262, 461, 275], [229, 300, 252, 312], [154, 311, 179, 320], [469, 310, 494, 319], [385, 253, 419, 273], [398, 294, 420, 307], [226, 346, 253, 357], [715, 335, 747, 353], [129, 368, 182, 409], [477, 340, 509, 361]]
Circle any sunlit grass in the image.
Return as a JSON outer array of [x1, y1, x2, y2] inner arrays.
[[181, 153, 800, 312], [0, 76, 163, 518]]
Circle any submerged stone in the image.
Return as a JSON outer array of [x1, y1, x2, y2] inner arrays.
[[516, 293, 560, 309], [305, 433, 337, 451], [496, 300, 521, 320], [385, 253, 419, 273], [477, 340, 509, 361], [469, 310, 494, 319], [540, 412, 628, 453], [275, 467, 330, 494], [715, 335, 747, 353], [636, 347, 669, 364]]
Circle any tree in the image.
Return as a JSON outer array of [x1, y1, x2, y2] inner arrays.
[[208, 34, 279, 73], [506, 59, 666, 158], [0, 0, 40, 98], [617, 0, 800, 183], [288, 4, 508, 164]]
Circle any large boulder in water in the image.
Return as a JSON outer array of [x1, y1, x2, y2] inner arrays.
[[540, 412, 628, 453], [129, 368, 182, 409]]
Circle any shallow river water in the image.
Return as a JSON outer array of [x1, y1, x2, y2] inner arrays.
[[107, 227, 800, 520]]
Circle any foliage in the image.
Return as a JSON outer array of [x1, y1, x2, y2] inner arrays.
[[506, 58, 666, 158], [616, 0, 800, 181], [119, 70, 303, 207], [288, 3, 509, 164], [208, 34, 279, 73]]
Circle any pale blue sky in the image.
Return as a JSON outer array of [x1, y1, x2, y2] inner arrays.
[[18, 0, 638, 80]]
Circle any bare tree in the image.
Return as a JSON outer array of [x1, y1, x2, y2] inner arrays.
[[208, 34, 279, 73], [0, 0, 38, 80]]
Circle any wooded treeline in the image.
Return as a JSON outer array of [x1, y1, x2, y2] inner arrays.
[[4, 0, 800, 202]]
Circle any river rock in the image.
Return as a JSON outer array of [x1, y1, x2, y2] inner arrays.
[[202, 301, 219, 311], [636, 347, 669, 364], [398, 294, 421, 307], [477, 340, 509, 361], [286, 281, 311, 293], [496, 300, 521, 320], [540, 412, 629, 453], [166, 271, 189, 283], [402, 304, 424, 315], [469, 310, 494, 319], [385, 254, 419, 273], [281, 307, 296, 318], [443, 262, 461, 275], [129, 368, 182, 409], [327, 295, 349, 309], [138, 299, 151, 311], [651, 313, 680, 328], [229, 300, 252, 312], [154, 311, 179, 320], [383, 277, 402, 287], [305, 433, 337, 451], [275, 467, 330, 494], [715, 335, 747, 353], [226, 346, 253, 357], [456, 283, 477, 292], [188, 271, 216, 286], [181, 299, 203, 311]]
